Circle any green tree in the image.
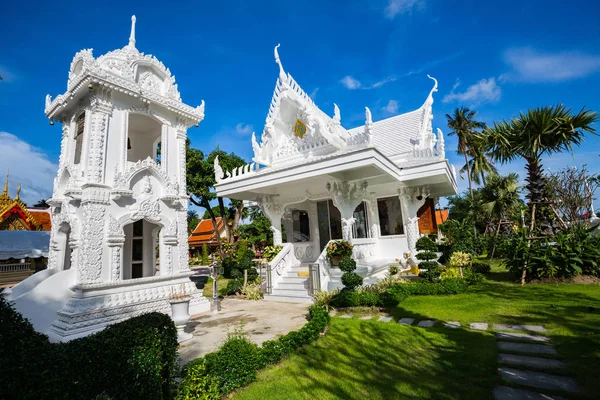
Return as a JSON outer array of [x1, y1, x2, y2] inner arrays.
[[239, 209, 273, 250], [460, 136, 498, 186], [485, 105, 598, 237], [446, 107, 486, 199], [201, 243, 210, 265]]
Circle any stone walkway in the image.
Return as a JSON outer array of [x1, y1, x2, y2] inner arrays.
[[178, 298, 309, 364], [338, 314, 580, 399]]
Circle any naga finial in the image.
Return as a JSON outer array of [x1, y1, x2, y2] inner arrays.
[[333, 104, 341, 125], [365, 107, 373, 126], [426, 74, 438, 94], [274, 44, 287, 84]]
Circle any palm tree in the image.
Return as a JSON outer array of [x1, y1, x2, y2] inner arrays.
[[485, 105, 598, 236], [481, 173, 521, 222], [446, 108, 486, 198], [460, 136, 498, 186]]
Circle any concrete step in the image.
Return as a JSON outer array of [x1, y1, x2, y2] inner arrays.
[[277, 281, 309, 290], [498, 367, 579, 394], [271, 288, 311, 297], [264, 294, 313, 304], [279, 276, 308, 283], [498, 353, 565, 370], [493, 386, 566, 400]]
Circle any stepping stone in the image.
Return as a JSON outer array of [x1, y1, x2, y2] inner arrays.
[[496, 331, 550, 343], [445, 321, 460, 329], [493, 385, 566, 400], [498, 353, 565, 370], [378, 316, 393, 323], [498, 367, 579, 393], [339, 315, 351, 319], [497, 341, 557, 355], [359, 315, 373, 320], [397, 318, 415, 325], [470, 322, 488, 331], [494, 324, 547, 333], [417, 320, 435, 327]]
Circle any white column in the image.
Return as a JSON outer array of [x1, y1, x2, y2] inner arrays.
[[107, 236, 124, 281], [399, 186, 430, 257], [259, 196, 285, 246], [327, 181, 368, 242]]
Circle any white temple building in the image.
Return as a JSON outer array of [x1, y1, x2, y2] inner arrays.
[[215, 45, 458, 302], [5, 16, 209, 340]]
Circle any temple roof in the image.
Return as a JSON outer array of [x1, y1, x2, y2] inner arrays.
[[44, 15, 204, 126], [188, 218, 225, 247], [0, 172, 46, 231]]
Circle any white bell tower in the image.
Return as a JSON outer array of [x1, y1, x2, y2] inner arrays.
[[12, 16, 209, 341]]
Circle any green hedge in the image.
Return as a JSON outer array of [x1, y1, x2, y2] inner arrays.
[[0, 296, 178, 400], [177, 306, 329, 398]]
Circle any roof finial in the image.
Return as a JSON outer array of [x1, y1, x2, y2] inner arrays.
[[2, 169, 8, 197], [274, 44, 287, 85], [426, 74, 438, 95], [15, 184, 21, 201], [128, 15, 137, 48]]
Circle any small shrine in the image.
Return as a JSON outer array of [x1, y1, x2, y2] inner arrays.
[[8, 16, 209, 341]]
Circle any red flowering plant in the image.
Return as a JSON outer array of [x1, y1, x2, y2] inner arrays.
[[326, 240, 354, 259]]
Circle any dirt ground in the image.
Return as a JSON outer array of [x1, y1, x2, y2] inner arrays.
[[178, 298, 309, 364]]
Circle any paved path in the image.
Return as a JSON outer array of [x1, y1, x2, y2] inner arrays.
[[339, 314, 580, 399], [178, 298, 309, 364]]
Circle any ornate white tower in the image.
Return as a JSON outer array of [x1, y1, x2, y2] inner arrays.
[[11, 16, 209, 341]]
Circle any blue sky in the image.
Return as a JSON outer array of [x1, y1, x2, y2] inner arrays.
[[1, 0, 600, 207]]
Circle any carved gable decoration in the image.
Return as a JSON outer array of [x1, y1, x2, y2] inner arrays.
[[293, 119, 307, 138]]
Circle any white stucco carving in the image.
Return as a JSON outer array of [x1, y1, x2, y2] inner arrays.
[[10, 15, 209, 342], [399, 186, 431, 256]]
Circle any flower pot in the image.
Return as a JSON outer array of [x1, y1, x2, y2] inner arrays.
[[170, 298, 193, 343], [330, 255, 342, 267]]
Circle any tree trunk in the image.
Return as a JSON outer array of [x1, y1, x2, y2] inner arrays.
[[217, 197, 233, 243], [231, 201, 244, 241], [190, 196, 224, 259], [464, 153, 477, 238], [490, 220, 502, 260]]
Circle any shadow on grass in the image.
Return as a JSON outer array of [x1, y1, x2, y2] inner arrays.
[[237, 309, 499, 400]]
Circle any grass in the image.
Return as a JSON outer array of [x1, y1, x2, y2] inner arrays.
[[236, 318, 497, 399], [201, 277, 233, 298], [234, 265, 600, 399]]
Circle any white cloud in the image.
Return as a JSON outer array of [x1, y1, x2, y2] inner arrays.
[[384, 0, 425, 19], [371, 76, 397, 88], [0, 132, 57, 206], [503, 47, 600, 83], [383, 100, 399, 113], [340, 76, 361, 89], [235, 123, 253, 135], [442, 77, 501, 105]]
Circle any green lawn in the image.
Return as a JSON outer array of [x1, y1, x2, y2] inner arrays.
[[201, 277, 233, 298], [234, 266, 600, 399]]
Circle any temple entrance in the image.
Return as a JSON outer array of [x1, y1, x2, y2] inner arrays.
[[123, 219, 160, 280], [316, 200, 370, 251]]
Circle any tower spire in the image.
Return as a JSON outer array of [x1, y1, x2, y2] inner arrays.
[[128, 15, 137, 48], [2, 169, 8, 197]]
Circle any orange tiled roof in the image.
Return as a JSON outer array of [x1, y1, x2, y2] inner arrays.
[[28, 210, 52, 231], [189, 218, 224, 246], [435, 209, 449, 224]]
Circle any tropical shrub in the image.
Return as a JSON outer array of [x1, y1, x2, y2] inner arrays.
[[0, 296, 179, 400], [440, 267, 462, 279], [313, 289, 339, 308], [339, 256, 357, 272], [225, 278, 244, 295], [341, 272, 363, 290], [471, 261, 491, 274], [175, 360, 220, 400], [416, 236, 438, 252], [416, 251, 438, 261], [240, 282, 263, 300], [326, 240, 353, 259], [448, 251, 471, 269], [263, 245, 283, 261]]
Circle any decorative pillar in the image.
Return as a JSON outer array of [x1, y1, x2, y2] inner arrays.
[[58, 121, 70, 168], [327, 181, 368, 242], [176, 128, 187, 195], [163, 218, 179, 275], [160, 124, 168, 173], [87, 88, 112, 184], [399, 186, 430, 257], [120, 110, 129, 172], [259, 196, 285, 245], [366, 197, 379, 239], [106, 214, 124, 282], [79, 186, 110, 283]]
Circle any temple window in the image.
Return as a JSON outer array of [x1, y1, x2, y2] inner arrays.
[[377, 196, 404, 235], [292, 210, 310, 242], [73, 112, 85, 165], [123, 219, 160, 280], [352, 202, 369, 239], [127, 113, 162, 164]]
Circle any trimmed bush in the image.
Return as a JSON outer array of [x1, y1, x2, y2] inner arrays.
[[416, 236, 438, 252], [175, 360, 220, 400], [341, 272, 363, 290], [225, 278, 244, 295], [418, 261, 441, 281], [339, 256, 357, 273], [471, 261, 491, 274], [0, 296, 179, 400], [201, 243, 210, 265], [416, 251, 438, 261]]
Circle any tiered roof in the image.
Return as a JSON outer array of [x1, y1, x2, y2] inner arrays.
[[188, 218, 225, 247]]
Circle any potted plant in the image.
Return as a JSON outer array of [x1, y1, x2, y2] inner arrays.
[[326, 240, 353, 267], [169, 285, 193, 343]]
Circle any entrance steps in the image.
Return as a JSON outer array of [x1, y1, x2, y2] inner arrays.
[[264, 263, 313, 304]]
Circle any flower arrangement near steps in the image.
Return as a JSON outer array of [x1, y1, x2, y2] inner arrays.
[[326, 240, 353, 267], [169, 284, 192, 343]]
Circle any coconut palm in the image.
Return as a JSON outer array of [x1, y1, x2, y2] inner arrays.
[[485, 105, 598, 236], [460, 136, 498, 186], [480, 173, 521, 223], [446, 108, 486, 198]]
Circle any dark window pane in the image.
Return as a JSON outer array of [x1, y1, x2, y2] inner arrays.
[[133, 220, 143, 237], [292, 210, 310, 242], [378, 196, 404, 236], [132, 238, 143, 261]]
